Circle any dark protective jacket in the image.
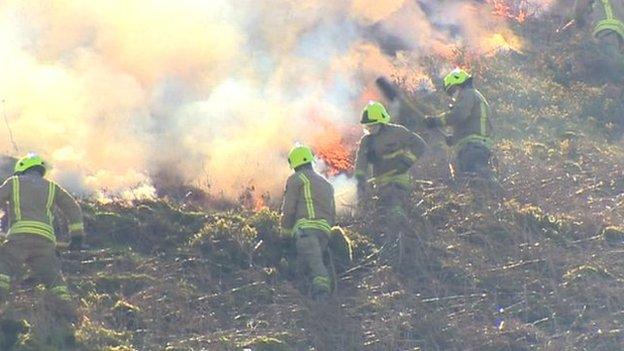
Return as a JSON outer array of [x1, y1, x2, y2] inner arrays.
[[574, 0, 624, 40], [280, 166, 335, 234], [0, 173, 84, 244], [440, 87, 493, 150], [355, 123, 426, 187]]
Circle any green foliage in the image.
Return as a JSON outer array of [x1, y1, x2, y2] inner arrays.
[[74, 318, 134, 351], [246, 209, 286, 267], [189, 213, 258, 271], [83, 200, 207, 252]]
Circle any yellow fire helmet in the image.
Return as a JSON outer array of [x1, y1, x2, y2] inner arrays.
[[14, 153, 46, 175], [360, 101, 391, 125], [288, 145, 314, 169], [443, 68, 472, 92]]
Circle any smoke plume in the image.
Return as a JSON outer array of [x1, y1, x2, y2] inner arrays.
[[0, 0, 555, 202]]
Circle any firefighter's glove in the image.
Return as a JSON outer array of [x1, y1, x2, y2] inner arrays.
[[424, 116, 443, 129], [445, 134, 455, 146]]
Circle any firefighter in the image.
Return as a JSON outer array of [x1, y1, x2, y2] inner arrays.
[[355, 101, 426, 238], [280, 145, 335, 300], [425, 68, 494, 183], [0, 154, 85, 308], [572, 0, 624, 90]]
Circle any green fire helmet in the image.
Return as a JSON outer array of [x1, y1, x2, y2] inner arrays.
[[288, 145, 314, 169], [14, 153, 46, 175], [443, 68, 472, 92], [360, 101, 391, 125]]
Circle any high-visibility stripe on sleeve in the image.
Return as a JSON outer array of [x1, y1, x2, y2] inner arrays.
[[298, 173, 316, 218], [381, 149, 419, 163], [12, 177, 21, 221]]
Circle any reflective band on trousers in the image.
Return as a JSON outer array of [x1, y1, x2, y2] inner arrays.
[[8, 220, 56, 243], [294, 218, 332, 234], [594, 0, 624, 38], [68, 222, 84, 233], [312, 276, 331, 291], [454, 134, 494, 151], [370, 170, 411, 187]]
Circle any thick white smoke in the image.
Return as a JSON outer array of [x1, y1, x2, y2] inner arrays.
[[0, 0, 556, 202]]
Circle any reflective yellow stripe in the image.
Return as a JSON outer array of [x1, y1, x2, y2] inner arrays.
[[370, 170, 411, 187], [594, 0, 624, 38], [454, 134, 494, 151], [381, 149, 418, 162], [294, 218, 332, 234], [312, 276, 331, 291], [68, 222, 84, 233], [46, 182, 56, 225], [8, 220, 56, 243], [475, 89, 490, 137], [603, 0, 614, 19], [12, 177, 21, 221], [382, 150, 405, 159], [298, 173, 315, 218]]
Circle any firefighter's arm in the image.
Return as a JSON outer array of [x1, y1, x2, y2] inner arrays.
[[406, 130, 427, 160], [573, 0, 592, 26], [442, 89, 476, 126], [354, 135, 371, 199], [354, 135, 371, 181], [54, 184, 85, 240], [0, 177, 13, 204], [329, 187, 336, 226], [280, 176, 300, 231]]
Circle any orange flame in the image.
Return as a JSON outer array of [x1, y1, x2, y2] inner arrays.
[[309, 116, 359, 177], [254, 195, 267, 212], [486, 0, 540, 23]]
